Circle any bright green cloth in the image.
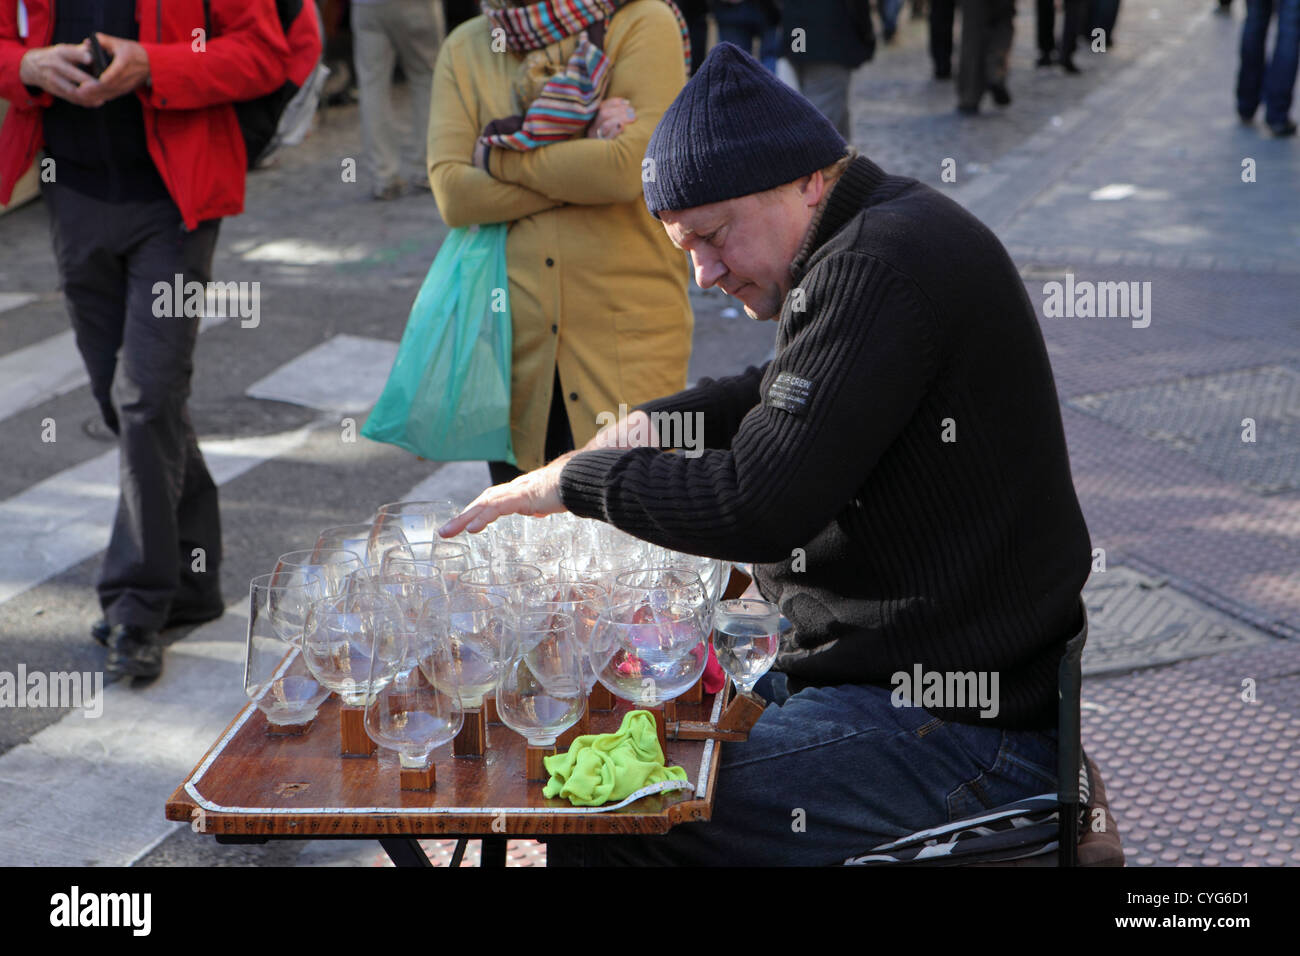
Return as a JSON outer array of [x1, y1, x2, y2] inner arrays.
[[542, 710, 688, 807]]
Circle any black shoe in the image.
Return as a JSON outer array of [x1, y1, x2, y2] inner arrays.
[[1061, 57, 1081, 74], [957, 103, 979, 116], [989, 83, 1012, 106], [92, 599, 223, 646], [1238, 109, 1255, 124], [1269, 120, 1298, 137], [934, 65, 952, 80], [1036, 52, 1055, 67], [104, 625, 164, 679]]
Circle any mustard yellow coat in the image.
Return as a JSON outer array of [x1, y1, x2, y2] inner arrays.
[[427, 0, 694, 473]]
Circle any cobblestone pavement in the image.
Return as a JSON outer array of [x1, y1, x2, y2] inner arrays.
[[1, 1, 1294, 869]]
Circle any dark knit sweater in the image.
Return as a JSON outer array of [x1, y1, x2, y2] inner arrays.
[[559, 155, 1092, 729]]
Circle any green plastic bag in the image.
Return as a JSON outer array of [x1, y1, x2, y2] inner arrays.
[[362, 224, 515, 464]]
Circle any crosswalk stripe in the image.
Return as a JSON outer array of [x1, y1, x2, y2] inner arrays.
[[245, 333, 398, 414], [0, 293, 37, 314], [0, 313, 230, 425], [0, 616, 250, 866], [0, 422, 318, 608]]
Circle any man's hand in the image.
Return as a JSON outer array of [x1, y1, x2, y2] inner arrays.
[[586, 97, 635, 140], [439, 451, 578, 538], [71, 34, 150, 108], [585, 408, 657, 451], [18, 43, 96, 102]]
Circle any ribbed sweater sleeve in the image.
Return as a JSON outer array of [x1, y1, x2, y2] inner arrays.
[[559, 250, 939, 562], [635, 363, 769, 451]]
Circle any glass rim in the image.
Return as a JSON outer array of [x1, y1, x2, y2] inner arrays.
[[250, 570, 323, 590], [276, 548, 364, 566], [377, 498, 461, 514]]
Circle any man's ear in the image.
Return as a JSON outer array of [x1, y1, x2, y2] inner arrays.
[[796, 171, 826, 208]]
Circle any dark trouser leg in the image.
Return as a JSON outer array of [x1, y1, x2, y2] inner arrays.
[[1036, 0, 1056, 55], [1237, 0, 1273, 118], [48, 186, 223, 630], [1061, 0, 1087, 59], [45, 181, 127, 434], [930, 0, 956, 72], [487, 368, 575, 486], [985, 7, 1014, 86], [1264, 0, 1300, 126], [957, 0, 990, 107], [104, 207, 221, 629]]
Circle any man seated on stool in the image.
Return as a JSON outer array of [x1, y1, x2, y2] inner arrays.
[[441, 41, 1092, 866]]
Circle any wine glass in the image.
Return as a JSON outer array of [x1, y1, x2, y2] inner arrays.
[[245, 576, 330, 729], [419, 590, 509, 709], [250, 570, 325, 645], [521, 580, 608, 693], [611, 568, 708, 625], [275, 548, 364, 601], [589, 601, 709, 707], [712, 598, 781, 695], [363, 615, 463, 772], [458, 562, 544, 617], [301, 591, 405, 707], [495, 610, 585, 749], [558, 550, 641, 594], [376, 555, 447, 617], [373, 499, 463, 553], [425, 540, 471, 590], [315, 522, 412, 569]]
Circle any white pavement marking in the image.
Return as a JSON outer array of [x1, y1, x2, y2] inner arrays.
[[0, 314, 229, 424], [0, 293, 37, 314], [0, 423, 318, 608], [245, 333, 398, 414], [399, 460, 492, 509], [0, 610, 248, 866]]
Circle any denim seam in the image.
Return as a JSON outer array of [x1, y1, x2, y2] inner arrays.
[[723, 727, 889, 771]]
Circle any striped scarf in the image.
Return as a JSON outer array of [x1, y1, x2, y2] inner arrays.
[[479, 0, 691, 153]]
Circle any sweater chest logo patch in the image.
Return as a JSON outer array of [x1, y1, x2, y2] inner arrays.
[[766, 372, 814, 417]]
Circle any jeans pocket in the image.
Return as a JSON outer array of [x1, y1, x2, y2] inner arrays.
[[946, 730, 1058, 821]]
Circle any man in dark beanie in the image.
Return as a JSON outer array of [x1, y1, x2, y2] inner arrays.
[[443, 42, 1092, 866]]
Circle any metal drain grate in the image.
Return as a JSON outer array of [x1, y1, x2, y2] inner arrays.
[[1066, 365, 1300, 494], [1081, 567, 1270, 675]]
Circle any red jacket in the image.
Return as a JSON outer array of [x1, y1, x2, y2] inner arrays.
[[0, 0, 317, 228]]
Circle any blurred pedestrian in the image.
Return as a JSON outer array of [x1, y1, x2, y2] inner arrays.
[[1237, 0, 1300, 135], [353, 0, 440, 199], [1087, 0, 1119, 47], [929, 0, 955, 78], [957, 0, 1015, 114], [780, 0, 875, 140], [0, 0, 297, 678], [678, 0, 710, 74], [878, 0, 903, 43], [427, 0, 695, 482], [713, 0, 782, 71], [1036, 0, 1086, 71]]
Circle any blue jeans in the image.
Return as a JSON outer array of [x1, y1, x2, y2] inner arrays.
[[545, 677, 1058, 866], [1238, 0, 1300, 126]]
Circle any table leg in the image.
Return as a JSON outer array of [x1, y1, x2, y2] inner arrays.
[[379, 837, 433, 867], [480, 835, 507, 867]]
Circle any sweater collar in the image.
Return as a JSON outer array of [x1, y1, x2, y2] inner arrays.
[[789, 154, 891, 283]]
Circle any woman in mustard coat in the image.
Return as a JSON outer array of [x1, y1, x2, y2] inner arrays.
[[427, 0, 694, 479]]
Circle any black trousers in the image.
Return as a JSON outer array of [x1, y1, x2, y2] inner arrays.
[[930, 0, 956, 73], [44, 182, 223, 630], [487, 368, 575, 486], [1036, 0, 1088, 58]]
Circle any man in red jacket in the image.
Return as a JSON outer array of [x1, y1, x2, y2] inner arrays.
[[0, 1, 295, 680]]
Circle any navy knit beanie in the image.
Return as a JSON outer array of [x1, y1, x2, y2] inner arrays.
[[643, 42, 848, 218]]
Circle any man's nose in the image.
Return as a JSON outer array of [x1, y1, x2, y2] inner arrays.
[[691, 250, 726, 290]]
